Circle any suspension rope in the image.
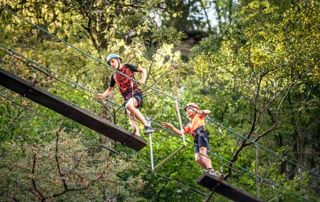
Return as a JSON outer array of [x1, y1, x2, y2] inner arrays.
[[1, 7, 317, 199], [0, 63, 311, 201]]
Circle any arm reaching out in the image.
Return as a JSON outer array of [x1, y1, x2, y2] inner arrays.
[[161, 122, 183, 136], [195, 109, 211, 117], [97, 87, 114, 99], [199, 109, 211, 116]]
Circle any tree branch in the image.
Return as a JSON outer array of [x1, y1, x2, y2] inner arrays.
[[199, 0, 211, 32], [52, 126, 106, 198], [225, 75, 263, 179], [31, 153, 46, 201], [52, 171, 106, 198], [244, 122, 278, 147], [213, 0, 222, 33]]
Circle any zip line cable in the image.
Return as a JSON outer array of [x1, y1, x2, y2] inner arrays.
[[143, 65, 178, 98]]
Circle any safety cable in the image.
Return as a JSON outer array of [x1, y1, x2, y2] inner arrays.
[[1, 8, 317, 200], [4, 8, 318, 178]]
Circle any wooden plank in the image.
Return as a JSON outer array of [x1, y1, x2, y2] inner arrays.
[[0, 69, 147, 151], [197, 172, 262, 202]]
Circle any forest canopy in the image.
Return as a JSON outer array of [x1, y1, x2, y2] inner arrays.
[[0, 0, 319, 201]]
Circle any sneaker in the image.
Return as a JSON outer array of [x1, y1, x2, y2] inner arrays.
[[144, 126, 154, 134], [132, 128, 140, 136], [217, 172, 224, 181], [207, 168, 218, 176], [208, 169, 224, 181]]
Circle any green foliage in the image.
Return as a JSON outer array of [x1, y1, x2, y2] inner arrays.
[[187, 0, 320, 201], [0, 124, 145, 201], [0, 0, 319, 201]]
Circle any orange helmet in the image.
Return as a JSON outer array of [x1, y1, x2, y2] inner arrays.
[[184, 103, 199, 111]]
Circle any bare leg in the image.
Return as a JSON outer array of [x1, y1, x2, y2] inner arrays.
[[199, 147, 213, 170], [125, 98, 149, 126], [195, 153, 208, 169], [127, 109, 140, 136]]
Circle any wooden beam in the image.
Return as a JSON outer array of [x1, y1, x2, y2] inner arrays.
[[197, 172, 262, 202], [0, 69, 147, 151]]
